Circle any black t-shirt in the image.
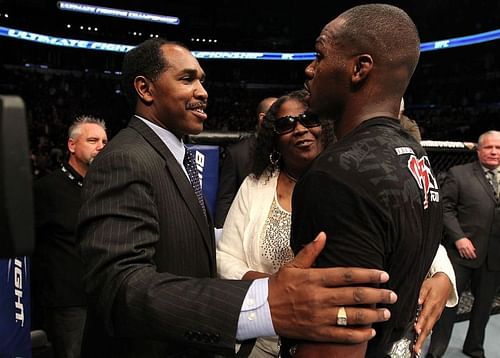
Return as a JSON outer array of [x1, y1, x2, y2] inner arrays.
[[290, 117, 442, 356], [32, 162, 87, 307]]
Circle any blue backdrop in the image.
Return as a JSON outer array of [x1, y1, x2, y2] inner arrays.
[[186, 144, 219, 218], [0, 257, 31, 358]]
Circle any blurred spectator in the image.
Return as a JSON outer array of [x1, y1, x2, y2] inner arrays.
[[32, 115, 107, 358], [426, 130, 500, 358], [399, 97, 422, 141]]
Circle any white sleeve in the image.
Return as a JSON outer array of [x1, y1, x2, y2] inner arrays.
[[428, 244, 459, 307], [216, 177, 253, 280], [236, 278, 276, 340]]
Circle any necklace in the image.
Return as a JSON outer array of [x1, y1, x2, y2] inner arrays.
[[283, 169, 298, 183]]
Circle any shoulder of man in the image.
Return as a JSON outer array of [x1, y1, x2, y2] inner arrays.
[[33, 166, 62, 187], [449, 161, 477, 173]]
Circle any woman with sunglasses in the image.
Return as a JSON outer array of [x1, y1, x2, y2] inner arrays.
[[217, 89, 332, 357]]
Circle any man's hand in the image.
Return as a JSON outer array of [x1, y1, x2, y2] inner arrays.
[[268, 232, 397, 344], [455, 237, 477, 259], [413, 272, 453, 354]]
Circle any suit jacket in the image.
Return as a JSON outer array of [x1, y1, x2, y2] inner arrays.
[[442, 161, 500, 270], [77, 117, 251, 357], [214, 135, 255, 228]]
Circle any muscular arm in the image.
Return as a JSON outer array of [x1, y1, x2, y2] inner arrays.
[[218, 174, 396, 343], [269, 233, 396, 345], [287, 172, 388, 356]]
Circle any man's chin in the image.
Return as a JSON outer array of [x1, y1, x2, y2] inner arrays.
[[190, 124, 204, 135]]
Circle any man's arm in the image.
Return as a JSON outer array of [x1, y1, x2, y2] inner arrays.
[[217, 176, 257, 280], [424, 244, 458, 307], [413, 244, 457, 354], [442, 167, 478, 258], [269, 233, 396, 343], [441, 168, 466, 243], [78, 149, 254, 354]]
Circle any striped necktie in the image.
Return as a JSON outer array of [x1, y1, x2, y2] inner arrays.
[[487, 170, 499, 199], [183, 148, 207, 217]]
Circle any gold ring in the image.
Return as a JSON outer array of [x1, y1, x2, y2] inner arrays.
[[337, 306, 347, 326]]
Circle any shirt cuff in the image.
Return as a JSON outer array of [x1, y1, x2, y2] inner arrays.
[[428, 245, 459, 307], [236, 277, 276, 341]]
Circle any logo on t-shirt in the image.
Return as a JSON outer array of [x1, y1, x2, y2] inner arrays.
[[407, 155, 439, 209]]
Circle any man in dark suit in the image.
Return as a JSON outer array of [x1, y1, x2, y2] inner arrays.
[[214, 96, 277, 228], [426, 130, 500, 358], [77, 38, 399, 358]]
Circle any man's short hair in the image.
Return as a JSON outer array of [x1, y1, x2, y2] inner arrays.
[[337, 4, 420, 77], [68, 115, 106, 139], [478, 130, 500, 147], [121, 38, 189, 106]]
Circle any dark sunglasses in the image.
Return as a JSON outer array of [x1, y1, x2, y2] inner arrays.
[[273, 112, 321, 135]]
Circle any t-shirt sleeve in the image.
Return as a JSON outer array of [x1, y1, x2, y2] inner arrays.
[[291, 170, 390, 271]]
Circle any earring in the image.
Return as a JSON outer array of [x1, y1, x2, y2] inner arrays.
[[269, 150, 281, 166]]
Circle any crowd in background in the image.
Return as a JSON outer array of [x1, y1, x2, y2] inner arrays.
[[0, 40, 498, 177], [1, 3, 499, 356]]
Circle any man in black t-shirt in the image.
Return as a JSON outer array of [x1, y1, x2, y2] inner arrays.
[[292, 119, 442, 357], [287, 4, 443, 357], [33, 115, 107, 358]]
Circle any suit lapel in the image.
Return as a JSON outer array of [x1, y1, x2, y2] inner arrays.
[[127, 117, 215, 261], [473, 162, 497, 203]]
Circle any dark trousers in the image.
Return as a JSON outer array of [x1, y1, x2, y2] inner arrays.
[[45, 306, 87, 358], [427, 263, 499, 357]]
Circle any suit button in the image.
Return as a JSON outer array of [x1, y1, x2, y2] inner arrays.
[[184, 331, 194, 340]]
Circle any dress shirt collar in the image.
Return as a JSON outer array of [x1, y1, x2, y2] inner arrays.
[[480, 164, 499, 175], [134, 115, 185, 166]]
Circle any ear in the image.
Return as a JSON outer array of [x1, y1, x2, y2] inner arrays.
[[134, 75, 154, 104], [352, 54, 373, 85], [68, 137, 76, 154], [257, 112, 266, 128]]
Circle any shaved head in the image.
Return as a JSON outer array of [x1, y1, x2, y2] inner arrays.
[[335, 4, 420, 79]]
